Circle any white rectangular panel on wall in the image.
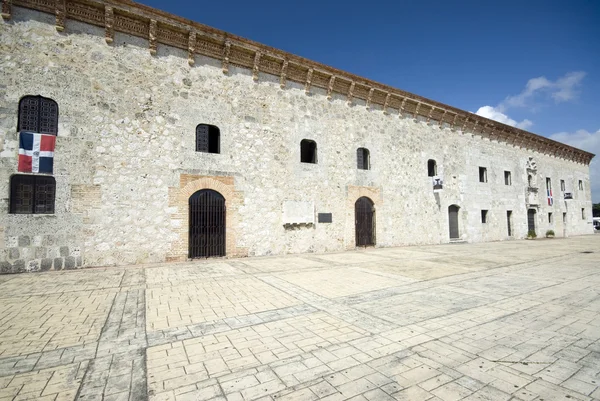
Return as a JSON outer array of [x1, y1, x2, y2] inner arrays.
[[282, 201, 315, 225]]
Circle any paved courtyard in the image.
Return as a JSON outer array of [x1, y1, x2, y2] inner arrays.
[[0, 236, 599, 401]]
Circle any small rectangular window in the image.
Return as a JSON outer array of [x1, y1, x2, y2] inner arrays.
[[546, 177, 552, 192], [300, 139, 317, 164], [357, 148, 370, 170], [582, 208, 585, 219], [479, 167, 487, 183], [579, 180, 583, 190], [427, 159, 437, 177], [560, 180, 565, 192], [504, 171, 511, 185], [548, 212, 553, 224], [481, 210, 488, 223]]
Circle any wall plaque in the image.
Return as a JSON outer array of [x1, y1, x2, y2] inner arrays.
[[318, 213, 332, 223]]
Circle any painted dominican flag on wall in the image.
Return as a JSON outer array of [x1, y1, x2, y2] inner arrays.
[[18, 132, 56, 174], [547, 188, 553, 206]]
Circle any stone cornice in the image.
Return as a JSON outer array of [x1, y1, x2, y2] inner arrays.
[[3, 0, 595, 165]]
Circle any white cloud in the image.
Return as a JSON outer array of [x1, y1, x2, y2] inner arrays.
[[475, 71, 586, 131], [501, 71, 586, 111], [550, 129, 600, 202], [475, 106, 533, 129]]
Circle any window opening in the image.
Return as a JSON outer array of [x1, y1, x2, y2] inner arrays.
[[300, 139, 317, 163], [357, 148, 370, 170], [481, 210, 488, 224], [479, 167, 487, 183], [18, 95, 59, 135], [9, 175, 56, 214], [427, 159, 437, 177], [504, 171, 511, 185], [196, 124, 220, 153]]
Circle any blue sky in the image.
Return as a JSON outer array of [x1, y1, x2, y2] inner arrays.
[[139, 0, 600, 201]]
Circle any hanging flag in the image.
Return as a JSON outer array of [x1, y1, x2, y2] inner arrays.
[[18, 132, 56, 174], [547, 187, 553, 206]]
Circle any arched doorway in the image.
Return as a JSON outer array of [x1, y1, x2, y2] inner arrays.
[[189, 189, 226, 258], [355, 197, 375, 246], [448, 205, 460, 239], [527, 209, 536, 234]]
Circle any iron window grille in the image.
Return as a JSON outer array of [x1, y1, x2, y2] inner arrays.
[[357, 148, 370, 170], [9, 175, 56, 214], [18, 95, 59, 135]]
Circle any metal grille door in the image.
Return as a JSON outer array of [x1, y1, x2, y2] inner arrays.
[[527, 209, 536, 233], [355, 197, 375, 246], [189, 189, 226, 258], [449, 205, 460, 239]]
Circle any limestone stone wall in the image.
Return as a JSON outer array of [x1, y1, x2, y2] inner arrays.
[[0, 7, 594, 272]]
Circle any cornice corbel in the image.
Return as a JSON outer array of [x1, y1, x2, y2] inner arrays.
[[399, 98, 406, 118], [279, 59, 288, 89], [149, 19, 158, 55], [438, 110, 447, 128], [461, 116, 469, 133], [426, 106, 434, 124], [347, 82, 355, 105], [450, 113, 458, 130], [382, 93, 391, 114], [366, 88, 374, 110], [252, 51, 261, 82], [187, 31, 196, 66], [1, 0, 11, 20], [222, 39, 231, 74], [104, 5, 114, 44], [55, 0, 65, 31], [326, 76, 335, 100], [305, 68, 313, 94]]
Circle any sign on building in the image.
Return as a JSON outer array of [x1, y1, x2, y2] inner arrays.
[[432, 176, 443, 192]]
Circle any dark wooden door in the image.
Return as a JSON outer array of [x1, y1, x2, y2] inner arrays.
[[448, 205, 460, 239], [507, 211, 512, 236], [527, 209, 536, 233], [189, 189, 226, 258], [355, 197, 375, 246]]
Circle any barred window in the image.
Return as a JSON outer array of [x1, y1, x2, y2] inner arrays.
[[196, 124, 220, 153], [9, 175, 56, 214], [357, 148, 370, 170], [18, 95, 59, 135]]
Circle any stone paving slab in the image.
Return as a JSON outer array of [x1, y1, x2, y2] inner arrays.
[[0, 236, 599, 400]]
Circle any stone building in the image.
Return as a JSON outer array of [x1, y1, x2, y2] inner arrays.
[[0, 0, 595, 273]]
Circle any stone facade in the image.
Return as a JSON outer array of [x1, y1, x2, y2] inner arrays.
[[0, 3, 595, 273]]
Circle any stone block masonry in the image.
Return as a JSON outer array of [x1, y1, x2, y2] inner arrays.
[[0, 2, 595, 271]]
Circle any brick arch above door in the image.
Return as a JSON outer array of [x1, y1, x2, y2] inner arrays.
[[167, 174, 247, 261]]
